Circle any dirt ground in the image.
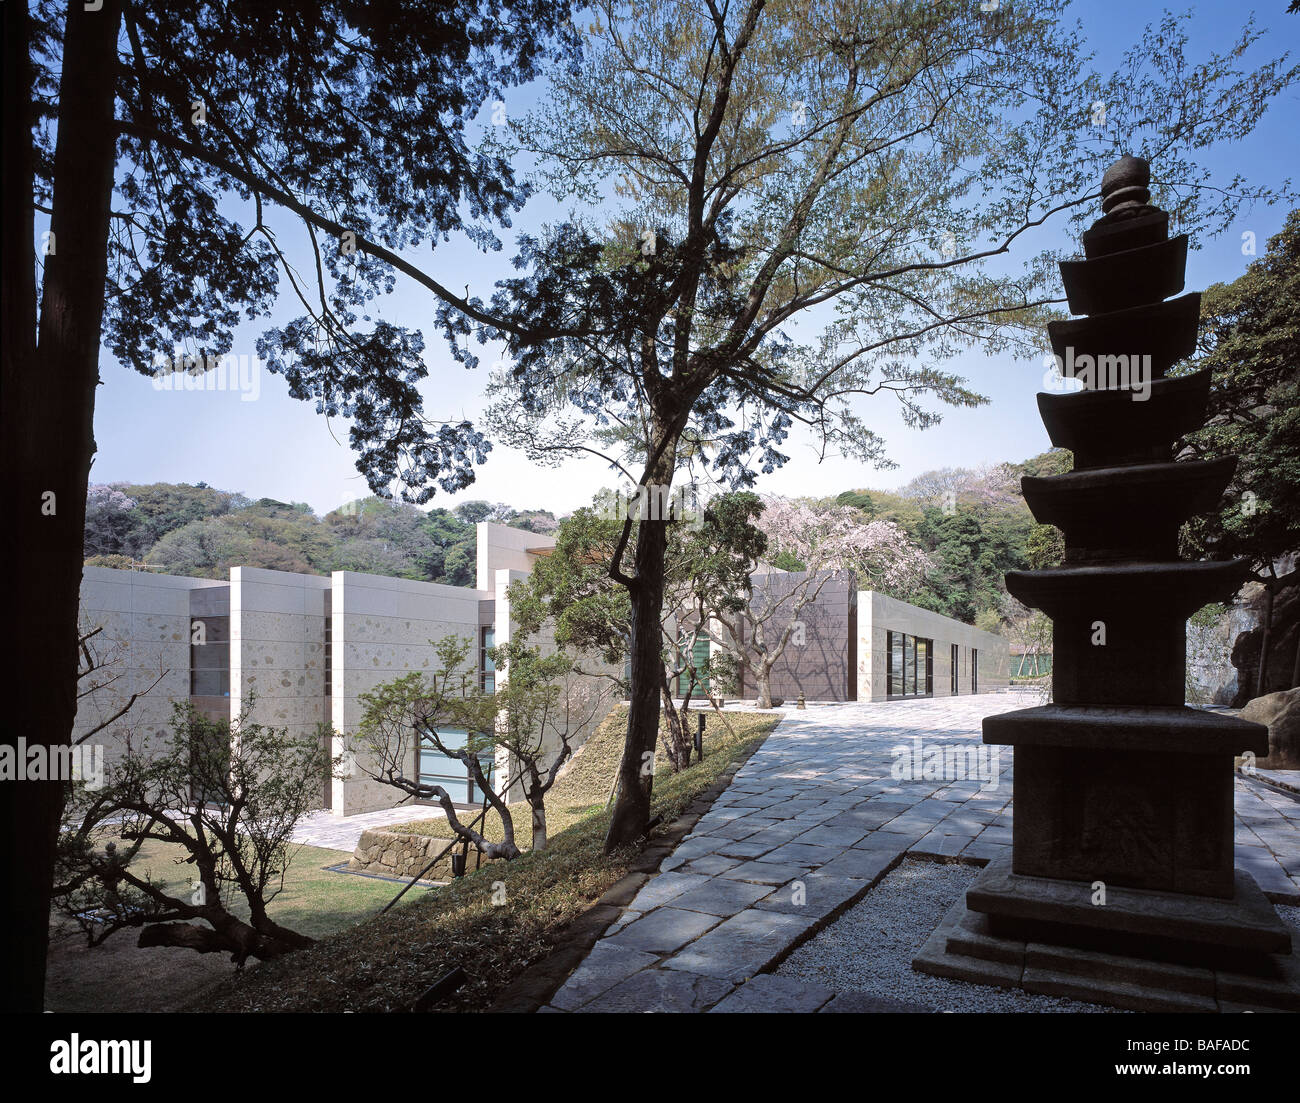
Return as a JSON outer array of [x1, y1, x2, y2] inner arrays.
[[44, 913, 235, 1013], [43, 840, 400, 1012]]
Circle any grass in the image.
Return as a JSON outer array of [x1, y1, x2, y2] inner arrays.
[[196, 706, 782, 1013]]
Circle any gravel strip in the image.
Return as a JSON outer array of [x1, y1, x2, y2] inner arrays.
[[776, 858, 1122, 1012]]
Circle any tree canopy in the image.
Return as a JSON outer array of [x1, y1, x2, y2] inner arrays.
[[1179, 208, 1300, 575], [436, 0, 1297, 849]]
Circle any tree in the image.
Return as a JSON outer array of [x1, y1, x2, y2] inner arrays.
[[349, 634, 610, 855], [485, 639, 614, 850], [1000, 592, 1053, 701], [82, 485, 138, 558], [144, 501, 335, 576], [4, 0, 579, 1010], [453, 500, 499, 526], [508, 492, 760, 770], [834, 490, 874, 514], [709, 497, 929, 707], [657, 492, 764, 763], [456, 0, 1294, 851], [1177, 209, 1300, 700], [324, 496, 442, 578], [53, 700, 328, 964], [419, 507, 478, 585]]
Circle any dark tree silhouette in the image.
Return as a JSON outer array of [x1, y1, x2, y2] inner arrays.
[[2, 0, 577, 1011]]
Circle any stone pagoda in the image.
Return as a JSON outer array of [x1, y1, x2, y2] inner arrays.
[[914, 155, 1299, 1012]]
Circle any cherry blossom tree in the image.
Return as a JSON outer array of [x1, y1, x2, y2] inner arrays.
[[709, 498, 931, 708]]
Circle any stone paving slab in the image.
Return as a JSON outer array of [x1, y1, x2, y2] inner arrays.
[[291, 804, 445, 851], [602, 906, 720, 955], [549, 943, 659, 1011], [670, 877, 773, 917], [662, 909, 820, 982], [547, 694, 1300, 1013], [575, 967, 735, 1013], [708, 973, 834, 1013], [755, 871, 872, 920]]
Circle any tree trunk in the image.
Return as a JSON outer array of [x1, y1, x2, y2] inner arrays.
[[659, 677, 690, 770], [1256, 579, 1275, 699], [1, 0, 122, 1012], [530, 798, 547, 852], [604, 445, 675, 853], [138, 914, 310, 965], [756, 666, 773, 710]]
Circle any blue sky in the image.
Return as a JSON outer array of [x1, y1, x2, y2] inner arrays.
[[89, 0, 1300, 516]]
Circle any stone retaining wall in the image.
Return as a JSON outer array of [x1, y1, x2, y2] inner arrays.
[[349, 828, 452, 879]]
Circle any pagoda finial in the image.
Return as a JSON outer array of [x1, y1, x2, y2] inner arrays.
[[1100, 154, 1151, 218]]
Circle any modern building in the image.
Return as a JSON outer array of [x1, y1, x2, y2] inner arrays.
[[74, 523, 575, 816], [74, 521, 1009, 818], [712, 568, 1009, 703], [855, 591, 1010, 701]]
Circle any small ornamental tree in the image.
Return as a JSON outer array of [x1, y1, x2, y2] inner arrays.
[[350, 635, 611, 855], [53, 700, 328, 965], [486, 639, 615, 850]]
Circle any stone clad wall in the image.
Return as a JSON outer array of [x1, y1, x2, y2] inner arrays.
[[74, 568, 224, 771], [331, 571, 484, 815], [477, 522, 555, 590], [230, 566, 330, 746], [739, 569, 857, 702]]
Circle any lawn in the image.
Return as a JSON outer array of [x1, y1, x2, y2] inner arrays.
[[197, 706, 783, 1013], [45, 841, 397, 1012]]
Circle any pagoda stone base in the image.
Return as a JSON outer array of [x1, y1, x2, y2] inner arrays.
[[1009, 745, 1236, 897], [984, 706, 1270, 898], [913, 857, 1300, 1012]]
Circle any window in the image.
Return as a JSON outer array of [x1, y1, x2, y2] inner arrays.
[[189, 615, 230, 697], [418, 727, 494, 806], [323, 609, 332, 697], [480, 626, 496, 694], [951, 644, 959, 695], [677, 633, 711, 696], [971, 648, 979, 694], [886, 631, 934, 699]]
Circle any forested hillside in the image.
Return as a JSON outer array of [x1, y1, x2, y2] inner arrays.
[[81, 450, 1068, 623], [822, 448, 1070, 629], [82, 483, 558, 586]]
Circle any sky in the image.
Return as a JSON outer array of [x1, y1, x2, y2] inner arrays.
[[88, 0, 1300, 518]]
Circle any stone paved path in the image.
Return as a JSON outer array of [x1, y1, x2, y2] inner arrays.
[[548, 694, 1300, 1013], [291, 804, 444, 851]]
